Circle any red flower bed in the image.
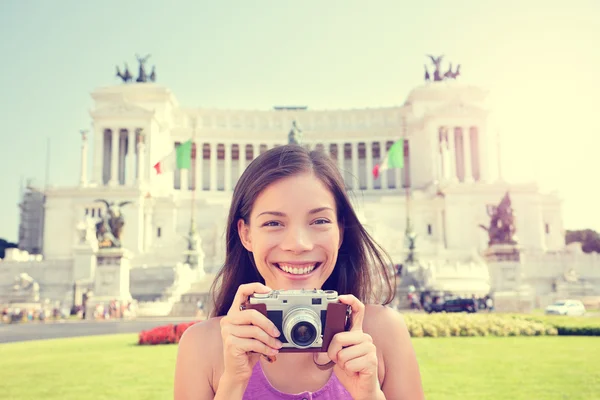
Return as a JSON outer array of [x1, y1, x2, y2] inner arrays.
[[138, 321, 199, 345]]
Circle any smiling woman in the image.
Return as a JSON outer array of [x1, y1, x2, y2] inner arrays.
[[174, 144, 425, 400], [236, 174, 343, 291]]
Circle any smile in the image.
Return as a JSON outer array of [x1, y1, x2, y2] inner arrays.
[[273, 262, 322, 276]]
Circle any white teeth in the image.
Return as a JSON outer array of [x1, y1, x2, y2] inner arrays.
[[277, 264, 316, 275]]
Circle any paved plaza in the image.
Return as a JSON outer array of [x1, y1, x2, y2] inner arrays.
[[0, 318, 195, 344]]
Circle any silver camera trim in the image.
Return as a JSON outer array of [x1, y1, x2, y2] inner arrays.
[[249, 289, 339, 349]]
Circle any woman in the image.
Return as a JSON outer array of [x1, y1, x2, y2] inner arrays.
[[175, 145, 424, 399]]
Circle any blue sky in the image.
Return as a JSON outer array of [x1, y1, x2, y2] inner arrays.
[[0, 1, 599, 242]]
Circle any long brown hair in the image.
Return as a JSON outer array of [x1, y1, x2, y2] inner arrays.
[[211, 144, 396, 317]]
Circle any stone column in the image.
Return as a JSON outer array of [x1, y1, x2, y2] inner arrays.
[[379, 140, 388, 190], [109, 129, 119, 186], [336, 141, 345, 187], [127, 129, 136, 185], [224, 142, 232, 191], [238, 143, 246, 179], [118, 132, 127, 185], [92, 124, 103, 185], [365, 141, 374, 190], [209, 142, 217, 191], [351, 141, 359, 189], [136, 131, 146, 185], [252, 142, 260, 161], [463, 126, 473, 182], [435, 127, 444, 182], [448, 127, 457, 182], [336, 142, 344, 172], [79, 130, 89, 187], [195, 141, 203, 191], [477, 126, 487, 182]]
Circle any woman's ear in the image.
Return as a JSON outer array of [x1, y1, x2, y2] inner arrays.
[[237, 218, 253, 252], [338, 220, 344, 249]]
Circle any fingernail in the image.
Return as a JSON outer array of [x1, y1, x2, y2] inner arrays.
[[272, 327, 281, 337], [274, 340, 283, 349], [269, 348, 279, 355]]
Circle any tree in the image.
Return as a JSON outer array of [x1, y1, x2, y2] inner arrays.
[[0, 238, 18, 259], [565, 229, 600, 253]]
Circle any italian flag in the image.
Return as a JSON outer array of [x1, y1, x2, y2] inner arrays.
[[153, 140, 192, 174], [372, 139, 404, 178]]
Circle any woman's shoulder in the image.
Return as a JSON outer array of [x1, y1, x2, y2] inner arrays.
[[178, 317, 225, 370], [175, 317, 225, 398], [363, 304, 409, 345], [180, 316, 224, 349], [176, 317, 225, 393]]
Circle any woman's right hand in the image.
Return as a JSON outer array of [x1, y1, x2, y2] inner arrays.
[[219, 283, 283, 386]]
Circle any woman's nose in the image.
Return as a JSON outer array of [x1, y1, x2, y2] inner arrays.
[[281, 227, 313, 253]]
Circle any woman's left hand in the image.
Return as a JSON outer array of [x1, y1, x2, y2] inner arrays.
[[328, 295, 383, 400]]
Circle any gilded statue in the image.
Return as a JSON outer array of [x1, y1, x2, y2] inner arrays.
[[479, 192, 518, 246]]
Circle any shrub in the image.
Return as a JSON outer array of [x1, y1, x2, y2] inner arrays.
[[509, 314, 600, 336], [138, 321, 199, 345], [403, 313, 558, 338]]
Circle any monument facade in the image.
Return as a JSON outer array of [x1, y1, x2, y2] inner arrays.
[[1, 55, 599, 314]]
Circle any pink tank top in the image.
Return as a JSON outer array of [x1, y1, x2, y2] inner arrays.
[[242, 361, 352, 400]]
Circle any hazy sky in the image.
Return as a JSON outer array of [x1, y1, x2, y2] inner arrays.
[[0, 1, 599, 242]]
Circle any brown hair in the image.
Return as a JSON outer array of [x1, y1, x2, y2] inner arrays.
[[210, 144, 396, 317]]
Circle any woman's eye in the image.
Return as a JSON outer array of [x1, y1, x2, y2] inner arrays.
[[262, 221, 281, 227], [313, 219, 331, 225]]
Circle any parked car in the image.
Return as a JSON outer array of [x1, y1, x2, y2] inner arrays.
[[545, 300, 586, 316], [426, 298, 478, 313], [444, 298, 478, 313]]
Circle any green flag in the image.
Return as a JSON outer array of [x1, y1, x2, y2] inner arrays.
[[176, 140, 192, 170], [372, 139, 404, 178], [153, 139, 193, 174]]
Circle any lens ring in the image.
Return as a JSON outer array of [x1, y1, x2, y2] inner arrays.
[[291, 322, 317, 346], [282, 307, 321, 349]]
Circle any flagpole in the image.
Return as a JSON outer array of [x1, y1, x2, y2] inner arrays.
[[185, 117, 198, 268], [402, 116, 416, 265], [191, 118, 197, 232]]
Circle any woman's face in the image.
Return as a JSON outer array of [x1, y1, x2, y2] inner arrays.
[[237, 172, 343, 291]]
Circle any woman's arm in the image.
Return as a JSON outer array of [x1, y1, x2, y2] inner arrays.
[[174, 320, 219, 400], [365, 305, 425, 400]]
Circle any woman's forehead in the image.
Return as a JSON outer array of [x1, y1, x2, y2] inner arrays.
[[251, 174, 336, 213]]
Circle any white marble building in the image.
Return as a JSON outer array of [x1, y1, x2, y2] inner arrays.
[[1, 79, 599, 312]]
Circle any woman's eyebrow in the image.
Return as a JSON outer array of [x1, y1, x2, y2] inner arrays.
[[256, 207, 334, 218]]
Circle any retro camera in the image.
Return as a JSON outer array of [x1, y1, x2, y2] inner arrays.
[[242, 289, 350, 352]]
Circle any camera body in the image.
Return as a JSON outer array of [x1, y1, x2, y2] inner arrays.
[[243, 289, 350, 352]]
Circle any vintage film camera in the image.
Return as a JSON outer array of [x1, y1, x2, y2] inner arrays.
[[242, 289, 350, 352]]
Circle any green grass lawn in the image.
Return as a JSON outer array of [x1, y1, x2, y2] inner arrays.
[[1, 334, 598, 400]]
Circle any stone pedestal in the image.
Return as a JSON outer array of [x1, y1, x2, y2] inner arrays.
[[484, 244, 534, 312], [0, 273, 41, 307], [85, 248, 133, 319], [73, 242, 98, 284]]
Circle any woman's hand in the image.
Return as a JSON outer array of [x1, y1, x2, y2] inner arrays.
[[328, 295, 383, 400], [219, 283, 283, 386]]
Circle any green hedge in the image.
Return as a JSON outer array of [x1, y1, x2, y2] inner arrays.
[[512, 314, 600, 336], [403, 313, 557, 338], [403, 313, 600, 337]]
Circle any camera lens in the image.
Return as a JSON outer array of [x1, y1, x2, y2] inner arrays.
[[282, 307, 322, 349], [291, 322, 317, 346]]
